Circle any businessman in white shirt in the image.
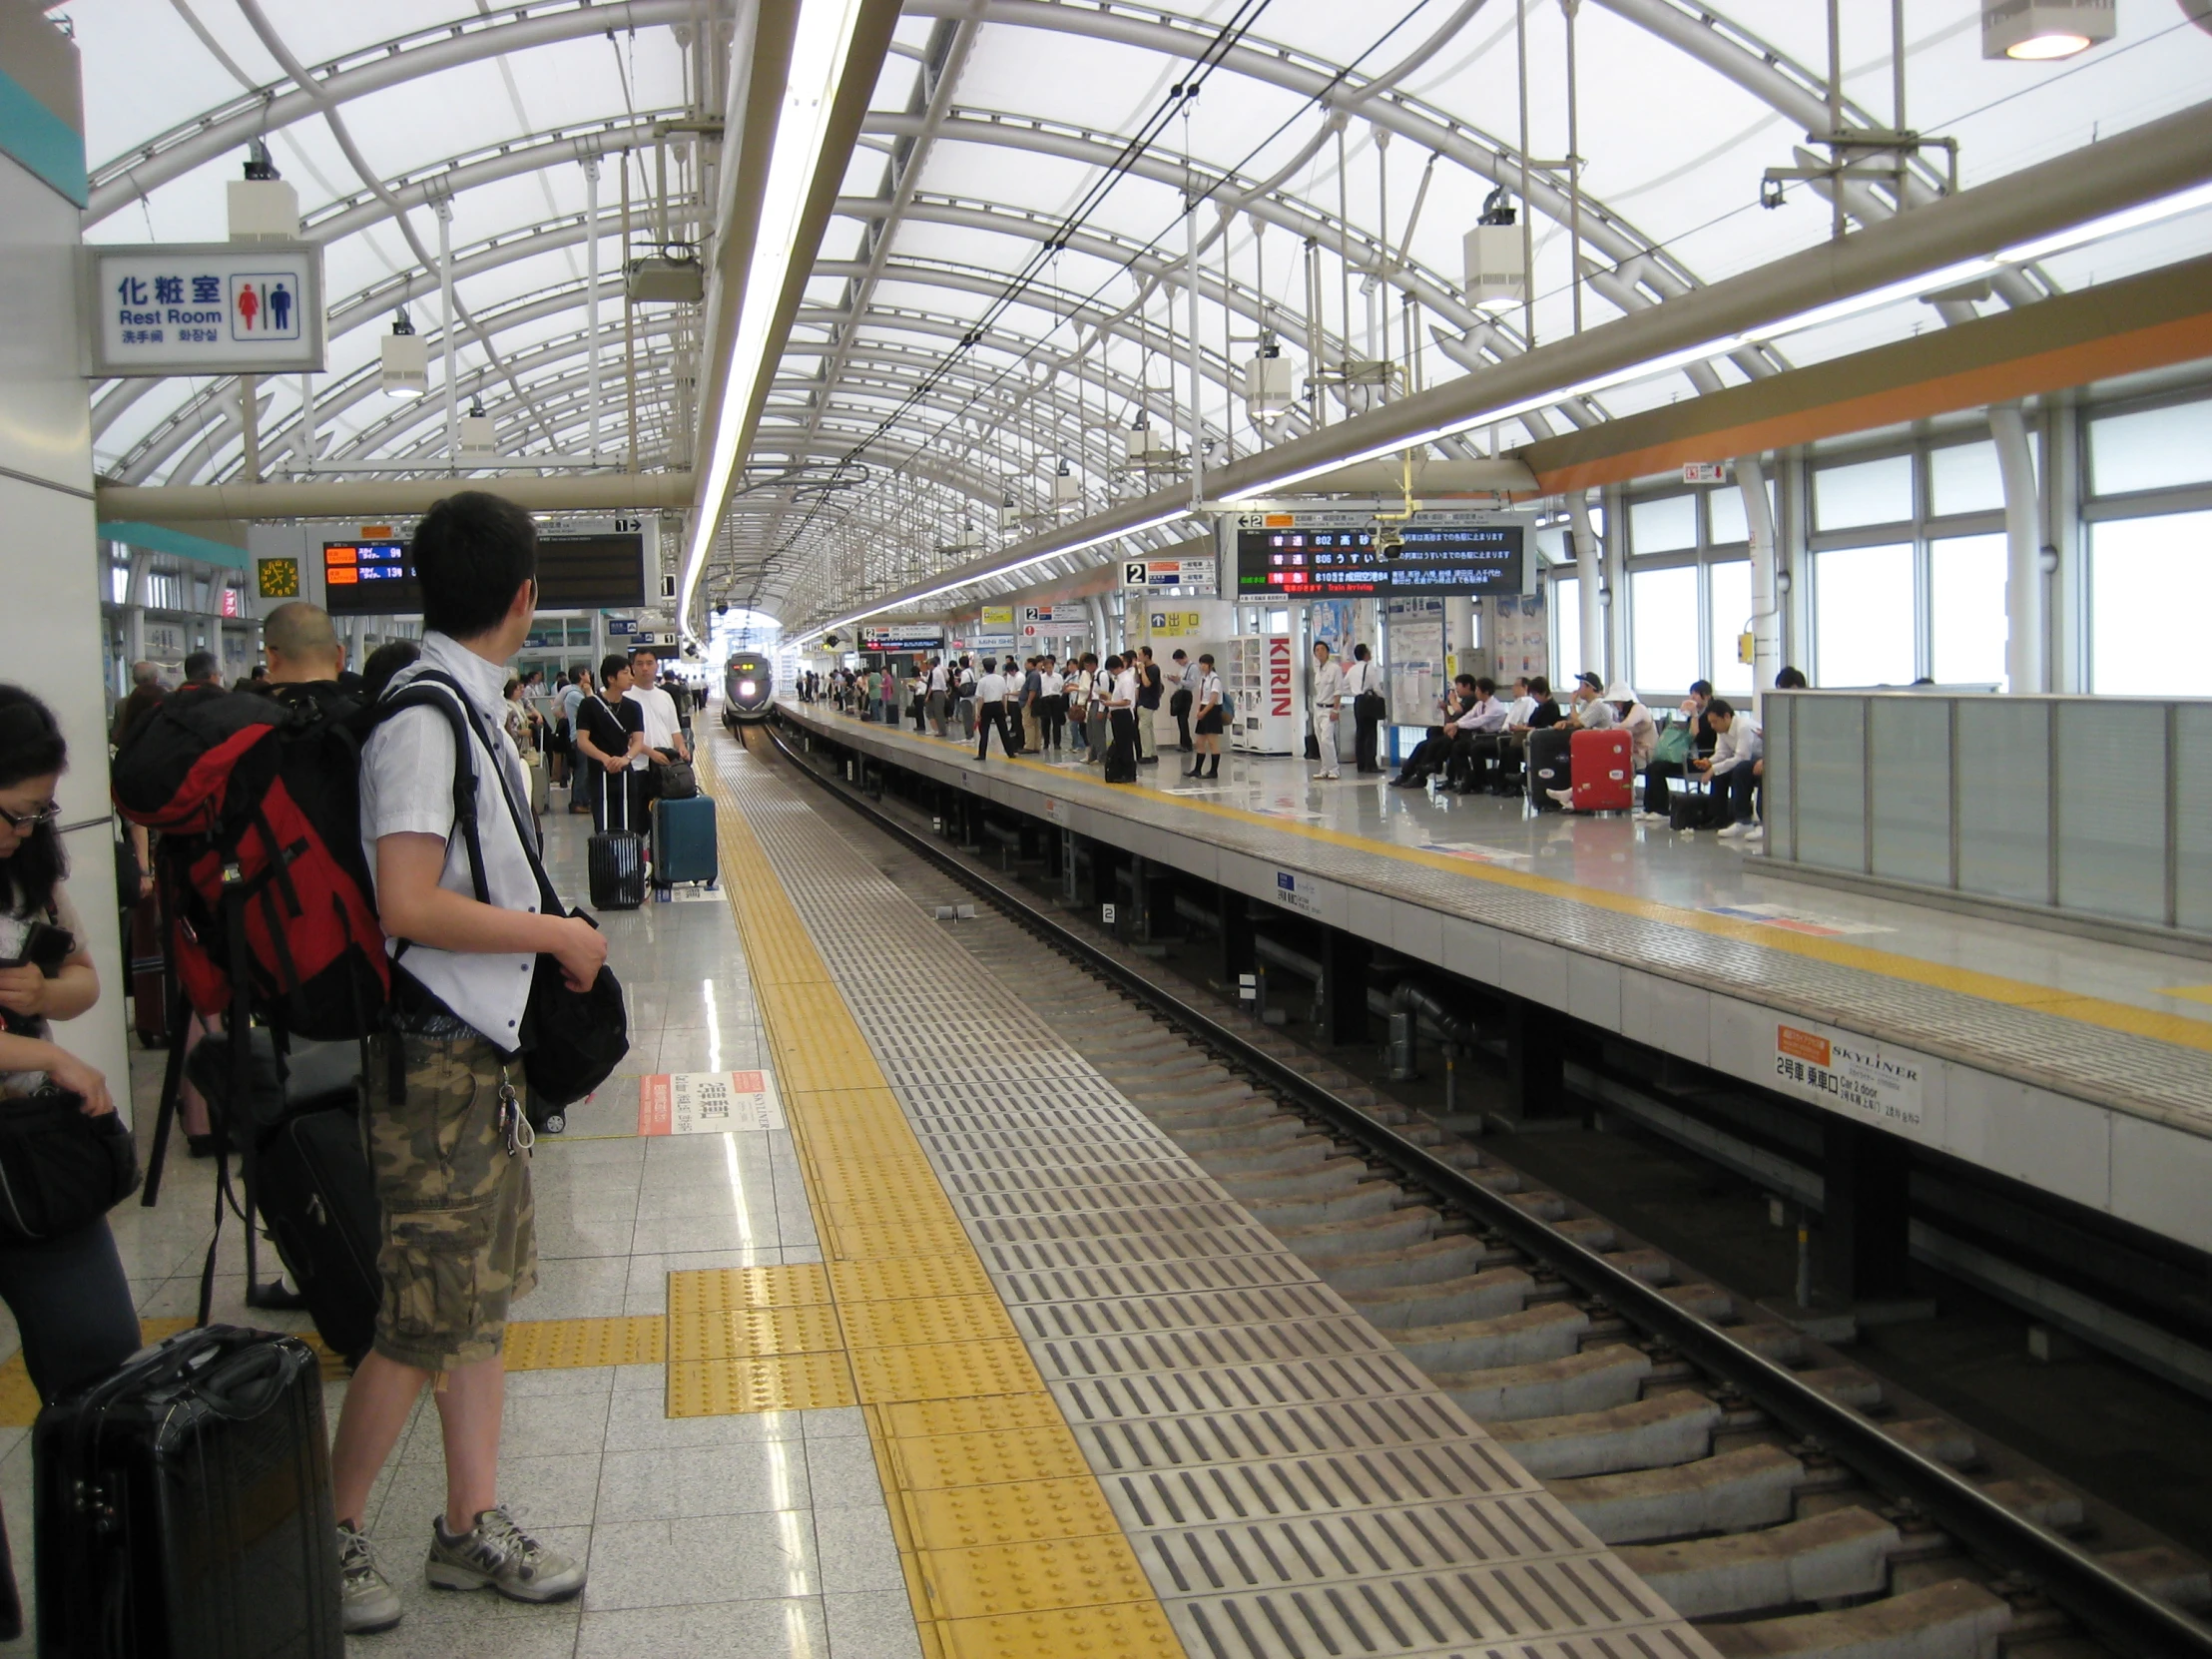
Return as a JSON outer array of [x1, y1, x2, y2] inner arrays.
[[1310, 640, 1345, 780], [974, 659, 1015, 760]]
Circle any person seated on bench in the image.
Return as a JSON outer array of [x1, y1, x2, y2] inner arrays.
[[1387, 675, 1478, 788], [1605, 680, 1658, 772], [1677, 698, 1762, 832], [1563, 671, 1615, 731], [1638, 679, 1714, 822], [1442, 679, 1512, 794]]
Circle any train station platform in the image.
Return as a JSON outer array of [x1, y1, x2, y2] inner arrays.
[[776, 702, 2212, 1263], [0, 721, 1718, 1659]]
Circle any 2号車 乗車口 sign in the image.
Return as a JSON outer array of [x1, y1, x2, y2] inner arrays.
[[84, 243, 325, 377]]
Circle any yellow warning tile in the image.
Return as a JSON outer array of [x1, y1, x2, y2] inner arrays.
[[830, 1256, 997, 1305], [851, 1339, 1040, 1404], [828, 1223, 977, 1263], [881, 1390, 1070, 1440], [839, 1295, 1022, 1352], [937, 1600, 1185, 1659], [667, 1352, 856, 1416], [918, 1533, 1156, 1621], [667, 1263, 831, 1316], [888, 1425, 1097, 1490], [808, 1165, 950, 1204], [503, 1315, 666, 1370], [665, 1303, 845, 1363], [906, 1477, 1121, 1550]]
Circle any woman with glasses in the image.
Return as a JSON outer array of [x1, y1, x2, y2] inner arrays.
[[0, 686, 143, 1401]]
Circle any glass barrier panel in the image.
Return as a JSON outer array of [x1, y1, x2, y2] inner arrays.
[[2055, 700, 2169, 924], [1955, 697, 2052, 904], [1767, 697, 1794, 861], [1870, 698, 1952, 887], [1793, 695, 1867, 872], [2177, 704, 2212, 934]]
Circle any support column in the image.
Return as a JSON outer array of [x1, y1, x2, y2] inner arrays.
[[1318, 927, 1371, 1047], [1505, 1001, 1569, 1120], [1738, 454, 1781, 704], [1820, 1118, 1915, 1304], [584, 155, 603, 459], [436, 195, 458, 461], [1991, 402, 2042, 694], [1566, 489, 1604, 681]]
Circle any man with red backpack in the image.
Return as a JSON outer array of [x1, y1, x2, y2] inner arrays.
[[327, 493, 606, 1633]]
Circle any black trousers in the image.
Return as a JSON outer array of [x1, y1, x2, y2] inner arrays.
[[1446, 732, 1502, 791], [1395, 728, 1449, 780], [1354, 700, 1382, 772], [1643, 759, 1687, 815], [1039, 695, 1065, 749], [976, 702, 1016, 759], [1170, 688, 1193, 748], [0, 1218, 140, 1401], [1104, 708, 1138, 781]]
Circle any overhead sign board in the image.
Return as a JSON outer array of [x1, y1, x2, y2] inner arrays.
[[1122, 556, 1216, 594], [1682, 462, 1730, 484], [1231, 509, 1523, 599], [860, 625, 944, 653], [85, 241, 325, 376], [1020, 604, 1084, 625], [320, 539, 416, 616], [980, 605, 1014, 628]]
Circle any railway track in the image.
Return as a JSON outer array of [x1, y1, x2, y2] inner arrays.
[[759, 720, 2212, 1659]]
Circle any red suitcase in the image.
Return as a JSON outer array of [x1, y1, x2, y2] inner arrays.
[[1570, 728, 1634, 812]]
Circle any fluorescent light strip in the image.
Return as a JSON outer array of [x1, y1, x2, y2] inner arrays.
[[798, 510, 1192, 643], [678, 0, 867, 641], [1226, 177, 2212, 504]]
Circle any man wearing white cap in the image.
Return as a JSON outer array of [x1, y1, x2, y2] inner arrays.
[[1548, 678, 1656, 811]]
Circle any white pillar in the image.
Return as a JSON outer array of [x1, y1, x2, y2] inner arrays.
[[584, 155, 602, 459], [297, 369, 315, 473], [1990, 402, 2042, 694], [437, 195, 458, 461], [1566, 488, 1604, 681], [1737, 455, 1780, 702]]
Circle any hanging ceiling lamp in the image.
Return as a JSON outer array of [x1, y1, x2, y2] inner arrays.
[[1981, 0, 2114, 60], [379, 311, 427, 398]]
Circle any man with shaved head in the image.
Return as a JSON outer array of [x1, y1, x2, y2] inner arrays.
[[264, 600, 347, 687]]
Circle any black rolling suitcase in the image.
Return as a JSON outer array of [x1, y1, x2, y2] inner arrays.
[[589, 775, 647, 911], [255, 1104, 381, 1368], [1527, 726, 1572, 808], [34, 1325, 343, 1658]]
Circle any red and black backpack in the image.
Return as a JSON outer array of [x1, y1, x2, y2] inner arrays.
[[113, 683, 392, 1043]]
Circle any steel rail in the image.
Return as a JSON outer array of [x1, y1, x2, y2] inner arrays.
[[761, 714, 2212, 1659]]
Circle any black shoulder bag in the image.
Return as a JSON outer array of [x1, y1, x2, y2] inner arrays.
[[389, 675, 630, 1108]]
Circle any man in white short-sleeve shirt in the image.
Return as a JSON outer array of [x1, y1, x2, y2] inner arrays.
[[623, 648, 687, 770], [334, 493, 606, 1635]]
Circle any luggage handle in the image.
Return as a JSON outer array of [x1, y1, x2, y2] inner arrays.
[[191, 1339, 293, 1419]]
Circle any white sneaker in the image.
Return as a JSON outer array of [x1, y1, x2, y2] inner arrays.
[[1312, 771, 1339, 781], [1743, 823, 1766, 840], [1546, 788, 1575, 809], [1717, 822, 1748, 838], [1633, 811, 1667, 823]]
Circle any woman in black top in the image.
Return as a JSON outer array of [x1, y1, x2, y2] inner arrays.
[[574, 653, 645, 832]]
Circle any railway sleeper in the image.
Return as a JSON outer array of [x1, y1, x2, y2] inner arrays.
[[1440, 1340, 1655, 1421], [1210, 1155, 1380, 1201], [1492, 1388, 1726, 1478], [1237, 1178, 1407, 1227], [1619, 1506, 1905, 1619], [1344, 1265, 1538, 1328], [1391, 1301, 1592, 1372], [1699, 1576, 2011, 1659], [1549, 1442, 1810, 1542], [1307, 1234, 1489, 1292], [1274, 1206, 1440, 1266]]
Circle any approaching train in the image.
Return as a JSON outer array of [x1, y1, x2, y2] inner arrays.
[[723, 651, 775, 726]]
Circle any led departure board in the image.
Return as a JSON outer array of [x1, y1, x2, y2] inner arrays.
[[536, 532, 645, 608], [1231, 511, 1523, 598], [320, 540, 419, 615]]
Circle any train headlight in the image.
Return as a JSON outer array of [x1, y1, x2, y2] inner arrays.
[[739, 680, 758, 697]]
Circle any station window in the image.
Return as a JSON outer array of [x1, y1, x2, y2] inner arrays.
[[1628, 494, 1696, 554], [1706, 560, 1753, 696], [1553, 575, 1580, 679], [1629, 566, 1698, 694], [2089, 398, 2212, 497], [2089, 510, 2212, 695], [1929, 440, 2005, 518], [1929, 533, 2008, 688], [1815, 453, 1914, 531], [1814, 543, 1915, 686]]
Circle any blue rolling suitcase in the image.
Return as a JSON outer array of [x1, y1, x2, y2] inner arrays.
[[652, 794, 718, 893]]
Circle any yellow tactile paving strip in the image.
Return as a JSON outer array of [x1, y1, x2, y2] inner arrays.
[[690, 734, 1187, 1659], [793, 707, 2212, 1057]]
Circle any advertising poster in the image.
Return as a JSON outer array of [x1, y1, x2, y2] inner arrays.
[[1385, 599, 1445, 727]]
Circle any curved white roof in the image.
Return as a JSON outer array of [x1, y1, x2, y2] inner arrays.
[[75, 0, 2212, 624]]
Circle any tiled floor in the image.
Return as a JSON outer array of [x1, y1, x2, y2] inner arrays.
[[0, 774, 921, 1659]]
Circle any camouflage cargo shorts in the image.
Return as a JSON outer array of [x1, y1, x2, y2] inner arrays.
[[363, 1031, 537, 1372]]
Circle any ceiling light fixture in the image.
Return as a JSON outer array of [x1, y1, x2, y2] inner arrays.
[[678, 0, 868, 637], [1981, 0, 2114, 60]]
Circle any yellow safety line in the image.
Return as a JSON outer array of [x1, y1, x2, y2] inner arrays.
[[695, 730, 1186, 1659], [800, 710, 2212, 1057]]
